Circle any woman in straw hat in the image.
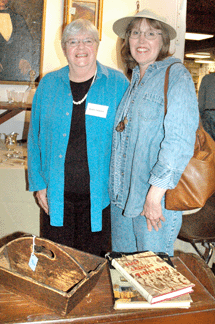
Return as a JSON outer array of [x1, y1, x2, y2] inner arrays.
[[109, 9, 199, 256]]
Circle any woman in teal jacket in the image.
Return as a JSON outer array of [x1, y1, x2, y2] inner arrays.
[[27, 19, 129, 256]]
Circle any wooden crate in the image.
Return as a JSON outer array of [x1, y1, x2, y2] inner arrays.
[[0, 235, 107, 315]]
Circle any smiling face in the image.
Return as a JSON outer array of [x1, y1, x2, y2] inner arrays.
[[63, 32, 98, 81], [129, 19, 163, 78]]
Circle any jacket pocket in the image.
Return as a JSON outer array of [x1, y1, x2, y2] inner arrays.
[[138, 93, 163, 121]]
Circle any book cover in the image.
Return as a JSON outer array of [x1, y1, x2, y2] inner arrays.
[[110, 268, 192, 309], [110, 251, 195, 304]]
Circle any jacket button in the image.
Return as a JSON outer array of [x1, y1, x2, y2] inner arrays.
[[66, 112, 69, 116], [63, 133, 66, 137], [59, 155, 63, 158]]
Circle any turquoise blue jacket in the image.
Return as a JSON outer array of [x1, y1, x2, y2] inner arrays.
[[27, 61, 129, 231]]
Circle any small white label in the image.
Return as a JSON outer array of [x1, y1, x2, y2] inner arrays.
[[69, 7, 76, 15], [29, 253, 38, 271], [86, 103, 109, 118]]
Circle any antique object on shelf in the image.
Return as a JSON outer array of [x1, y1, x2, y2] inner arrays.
[[0, 235, 107, 315], [2, 132, 19, 151], [23, 70, 37, 104]]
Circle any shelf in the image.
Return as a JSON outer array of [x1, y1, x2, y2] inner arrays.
[[0, 102, 31, 125]]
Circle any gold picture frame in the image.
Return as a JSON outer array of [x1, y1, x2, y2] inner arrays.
[[64, 0, 103, 40]]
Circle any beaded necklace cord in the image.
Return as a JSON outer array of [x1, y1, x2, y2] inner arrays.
[[72, 71, 97, 105]]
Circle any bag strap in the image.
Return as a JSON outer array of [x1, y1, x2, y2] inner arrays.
[[164, 62, 182, 116]]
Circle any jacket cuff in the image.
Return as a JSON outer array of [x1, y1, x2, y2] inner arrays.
[[149, 163, 182, 189]]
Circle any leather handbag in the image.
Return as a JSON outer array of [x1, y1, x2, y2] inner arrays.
[[164, 64, 215, 210]]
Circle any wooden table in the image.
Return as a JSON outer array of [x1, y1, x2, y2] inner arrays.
[[0, 102, 31, 125], [0, 241, 215, 324]]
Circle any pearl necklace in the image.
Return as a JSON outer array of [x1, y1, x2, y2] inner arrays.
[[72, 71, 97, 105]]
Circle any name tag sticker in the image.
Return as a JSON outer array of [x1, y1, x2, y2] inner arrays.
[[28, 235, 38, 271], [86, 103, 109, 118], [29, 253, 38, 271]]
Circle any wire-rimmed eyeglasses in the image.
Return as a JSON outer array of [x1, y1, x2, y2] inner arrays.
[[129, 30, 162, 40], [66, 38, 96, 47]]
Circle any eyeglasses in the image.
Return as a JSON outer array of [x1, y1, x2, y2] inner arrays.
[[66, 38, 96, 47], [129, 30, 162, 40]]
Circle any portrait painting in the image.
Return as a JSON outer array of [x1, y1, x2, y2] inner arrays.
[[0, 0, 45, 83]]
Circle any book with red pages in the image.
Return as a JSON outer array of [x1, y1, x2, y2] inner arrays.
[[109, 251, 195, 304], [110, 268, 193, 309]]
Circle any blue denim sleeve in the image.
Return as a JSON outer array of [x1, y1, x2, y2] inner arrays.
[[149, 67, 199, 189]]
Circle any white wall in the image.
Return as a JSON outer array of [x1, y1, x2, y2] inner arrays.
[[0, 0, 187, 138], [41, 0, 187, 73]]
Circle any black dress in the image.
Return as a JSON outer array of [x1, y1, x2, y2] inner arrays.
[[40, 77, 111, 257]]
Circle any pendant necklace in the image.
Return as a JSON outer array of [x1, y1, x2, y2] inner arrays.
[[72, 70, 97, 105], [115, 116, 128, 132], [116, 79, 138, 132]]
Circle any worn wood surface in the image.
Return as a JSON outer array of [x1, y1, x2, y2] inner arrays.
[[0, 236, 107, 315], [0, 249, 215, 324], [1, 237, 87, 290], [175, 250, 215, 297]]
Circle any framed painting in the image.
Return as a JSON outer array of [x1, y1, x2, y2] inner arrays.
[[0, 0, 46, 84], [64, 0, 103, 40]]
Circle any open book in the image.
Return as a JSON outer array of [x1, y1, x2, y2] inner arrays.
[[109, 251, 195, 304]]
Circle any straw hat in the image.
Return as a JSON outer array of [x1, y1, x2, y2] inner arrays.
[[113, 9, 177, 40]]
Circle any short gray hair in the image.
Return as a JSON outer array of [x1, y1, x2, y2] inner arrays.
[[61, 19, 100, 49]]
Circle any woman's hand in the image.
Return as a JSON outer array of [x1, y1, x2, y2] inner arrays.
[[36, 188, 49, 214], [141, 186, 166, 232]]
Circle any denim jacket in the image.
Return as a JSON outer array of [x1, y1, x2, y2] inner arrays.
[[109, 57, 199, 217], [28, 61, 129, 231]]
